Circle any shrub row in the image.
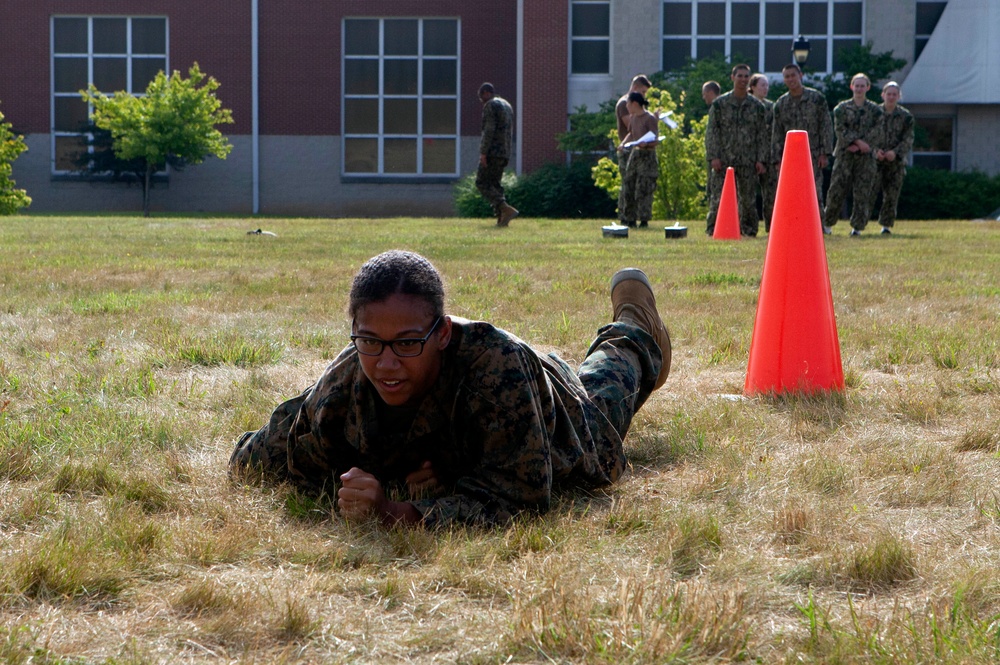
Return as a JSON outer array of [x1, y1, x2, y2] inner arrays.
[[897, 168, 1000, 220], [453, 161, 616, 219]]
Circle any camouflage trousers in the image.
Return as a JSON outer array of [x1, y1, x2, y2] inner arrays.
[[706, 164, 760, 236], [618, 149, 658, 224], [875, 160, 906, 228], [823, 152, 877, 230], [578, 320, 662, 441], [758, 165, 777, 232], [476, 156, 509, 213]]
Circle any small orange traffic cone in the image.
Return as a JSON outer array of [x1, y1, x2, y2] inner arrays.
[[712, 167, 741, 240], [744, 131, 844, 395]]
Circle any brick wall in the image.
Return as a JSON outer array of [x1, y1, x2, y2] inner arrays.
[[521, 2, 569, 171]]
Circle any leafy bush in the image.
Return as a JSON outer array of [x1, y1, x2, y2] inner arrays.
[[454, 162, 615, 219], [590, 87, 708, 221], [0, 105, 31, 214], [897, 168, 1000, 220]]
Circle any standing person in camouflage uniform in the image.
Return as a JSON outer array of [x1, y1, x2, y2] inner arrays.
[[617, 92, 660, 228], [750, 73, 777, 232], [230, 250, 672, 528], [873, 82, 914, 234], [824, 73, 882, 236], [615, 75, 652, 179], [772, 63, 833, 231], [476, 83, 518, 227], [705, 64, 768, 237]]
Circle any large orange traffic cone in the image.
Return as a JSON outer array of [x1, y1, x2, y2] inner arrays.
[[744, 130, 844, 395], [712, 167, 741, 240]]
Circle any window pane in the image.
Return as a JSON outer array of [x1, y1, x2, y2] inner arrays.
[[344, 138, 378, 173], [55, 135, 88, 171], [344, 98, 379, 134], [765, 38, 793, 70], [697, 3, 726, 33], [663, 4, 692, 35], [422, 138, 455, 173], [573, 4, 609, 37], [423, 19, 457, 56], [697, 38, 725, 60], [732, 4, 759, 34], [766, 3, 794, 33], [344, 59, 379, 95], [132, 18, 166, 54], [384, 59, 418, 95], [54, 97, 90, 132], [832, 38, 861, 71], [385, 19, 418, 55], [93, 58, 127, 92], [915, 2, 947, 34], [423, 60, 456, 94], [384, 139, 416, 173], [93, 18, 126, 53], [663, 39, 691, 70], [833, 2, 862, 33], [572, 40, 609, 74], [384, 98, 418, 134], [914, 117, 952, 151], [344, 19, 378, 55], [800, 3, 828, 34], [54, 57, 89, 93], [54, 18, 88, 54], [423, 99, 456, 134], [912, 154, 951, 170], [731, 39, 759, 69], [806, 38, 827, 71], [132, 58, 165, 93]]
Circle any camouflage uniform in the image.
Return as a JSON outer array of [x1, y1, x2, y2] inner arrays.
[[757, 98, 778, 232], [824, 98, 882, 230], [873, 104, 914, 228], [230, 317, 662, 528], [772, 87, 833, 212], [705, 91, 768, 236], [618, 110, 659, 225], [476, 96, 514, 215]]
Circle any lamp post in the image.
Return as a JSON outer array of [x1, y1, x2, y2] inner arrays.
[[792, 35, 811, 65]]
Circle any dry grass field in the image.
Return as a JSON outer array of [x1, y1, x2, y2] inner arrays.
[[1, 216, 998, 663]]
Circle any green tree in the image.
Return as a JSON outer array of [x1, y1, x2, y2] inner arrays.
[[589, 87, 707, 221], [815, 43, 907, 108], [0, 105, 31, 215], [82, 63, 233, 216]]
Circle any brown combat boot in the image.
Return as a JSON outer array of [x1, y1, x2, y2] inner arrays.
[[497, 202, 519, 227], [610, 268, 672, 389]]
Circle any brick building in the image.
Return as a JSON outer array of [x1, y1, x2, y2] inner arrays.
[[1, 0, 996, 216]]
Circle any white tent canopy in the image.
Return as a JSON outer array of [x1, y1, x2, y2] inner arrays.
[[902, 0, 1000, 104]]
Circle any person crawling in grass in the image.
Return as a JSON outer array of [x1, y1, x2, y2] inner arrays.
[[230, 250, 671, 527]]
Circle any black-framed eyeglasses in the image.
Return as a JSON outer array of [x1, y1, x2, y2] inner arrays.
[[350, 317, 443, 357]]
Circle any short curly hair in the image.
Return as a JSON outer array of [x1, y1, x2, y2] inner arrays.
[[348, 250, 445, 319]]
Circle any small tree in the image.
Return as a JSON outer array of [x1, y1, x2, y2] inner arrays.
[[588, 87, 707, 221], [82, 63, 234, 216], [0, 105, 31, 215]]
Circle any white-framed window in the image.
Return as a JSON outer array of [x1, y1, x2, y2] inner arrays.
[[342, 18, 460, 177], [914, 1, 947, 62], [662, 0, 863, 74], [571, 0, 610, 75], [51, 16, 168, 173], [912, 115, 953, 170]]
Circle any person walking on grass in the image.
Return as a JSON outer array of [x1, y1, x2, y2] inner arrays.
[[873, 82, 914, 235], [824, 73, 882, 237], [617, 91, 660, 228], [230, 250, 672, 528], [476, 83, 518, 227]]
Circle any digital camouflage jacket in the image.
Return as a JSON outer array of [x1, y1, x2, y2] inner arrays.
[[230, 318, 626, 528]]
